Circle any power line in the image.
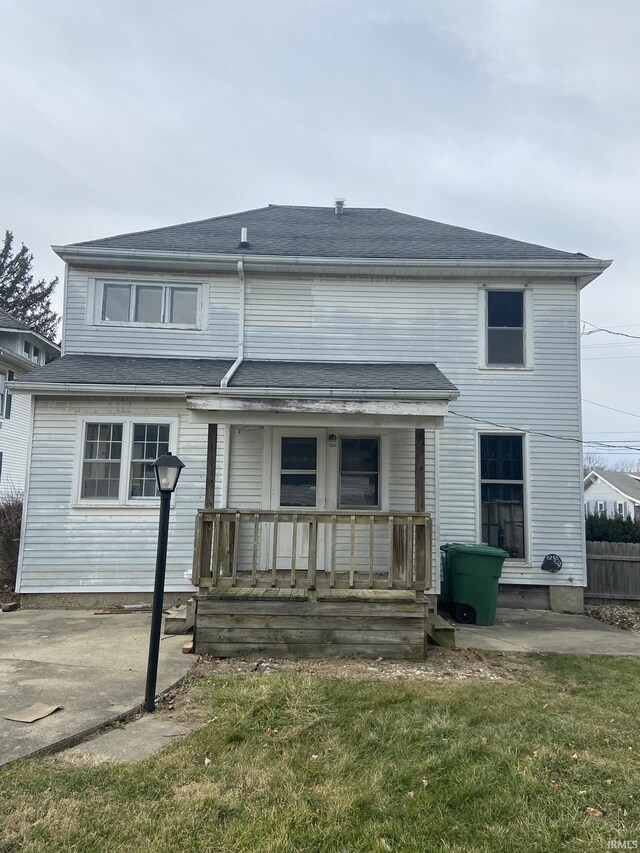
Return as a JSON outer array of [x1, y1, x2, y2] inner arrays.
[[582, 355, 640, 361], [449, 411, 640, 452], [581, 320, 640, 341], [582, 399, 640, 420]]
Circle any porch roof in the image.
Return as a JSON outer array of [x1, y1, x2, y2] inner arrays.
[[11, 354, 458, 398]]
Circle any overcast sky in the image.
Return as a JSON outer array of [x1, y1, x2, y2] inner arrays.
[[1, 0, 639, 465]]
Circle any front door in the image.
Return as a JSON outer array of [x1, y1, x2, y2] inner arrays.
[[270, 429, 326, 569]]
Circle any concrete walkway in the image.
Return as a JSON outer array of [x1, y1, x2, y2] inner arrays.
[[0, 610, 192, 767], [455, 608, 640, 655]]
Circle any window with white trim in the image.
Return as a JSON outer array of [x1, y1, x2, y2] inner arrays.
[[480, 434, 525, 559], [616, 501, 626, 518], [101, 281, 199, 327], [487, 290, 524, 366], [79, 420, 174, 503], [597, 501, 605, 515], [0, 370, 12, 419], [339, 437, 380, 508]]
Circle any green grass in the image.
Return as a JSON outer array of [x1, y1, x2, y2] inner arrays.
[[1, 654, 640, 852]]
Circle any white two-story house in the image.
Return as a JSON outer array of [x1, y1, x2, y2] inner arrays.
[[12, 203, 610, 656], [0, 308, 59, 496]]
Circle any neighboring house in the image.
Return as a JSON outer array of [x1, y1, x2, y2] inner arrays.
[[584, 469, 640, 520], [11, 202, 610, 654], [0, 308, 59, 495]]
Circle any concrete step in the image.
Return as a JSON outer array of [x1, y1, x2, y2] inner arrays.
[[163, 599, 194, 635]]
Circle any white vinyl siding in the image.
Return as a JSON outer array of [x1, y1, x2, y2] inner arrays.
[[17, 397, 224, 593], [243, 275, 584, 586], [584, 477, 640, 520], [26, 267, 587, 591], [0, 362, 31, 495], [63, 268, 239, 357]]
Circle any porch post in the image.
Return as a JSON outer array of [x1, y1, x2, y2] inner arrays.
[[202, 424, 218, 582], [414, 428, 426, 586], [205, 424, 218, 510]]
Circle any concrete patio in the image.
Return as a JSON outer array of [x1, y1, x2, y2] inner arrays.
[[0, 609, 192, 767], [455, 607, 640, 655]]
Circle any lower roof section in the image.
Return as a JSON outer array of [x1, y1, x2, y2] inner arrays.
[[12, 354, 459, 399]]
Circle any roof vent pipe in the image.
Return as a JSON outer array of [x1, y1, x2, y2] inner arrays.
[[239, 227, 249, 248], [334, 198, 345, 216]]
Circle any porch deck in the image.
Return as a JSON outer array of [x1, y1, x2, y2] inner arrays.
[[192, 508, 435, 659]]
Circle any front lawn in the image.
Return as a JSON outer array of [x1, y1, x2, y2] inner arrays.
[[1, 653, 639, 852]]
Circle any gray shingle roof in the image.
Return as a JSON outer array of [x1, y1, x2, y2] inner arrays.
[[70, 205, 595, 262], [0, 307, 30, 332], [589, 470, 640, 503], [16, 355, 234, 387], [232, 360, 458, 392], [16, 354, 458, 395]]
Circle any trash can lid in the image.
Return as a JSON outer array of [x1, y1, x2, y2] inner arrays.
[[440, 542, 508, 558]]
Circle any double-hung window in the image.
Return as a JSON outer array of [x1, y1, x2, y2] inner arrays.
[[79, 420, 173, 504], [101, 282, 199, 327], [480, 434, 526, 559], [486, 290, 525, 366]]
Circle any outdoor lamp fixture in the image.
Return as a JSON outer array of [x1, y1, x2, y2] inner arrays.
[[144, 452, 185, 713]]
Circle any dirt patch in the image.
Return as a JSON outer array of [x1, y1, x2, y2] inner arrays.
[[586, 604, 640, 634], [189, 647, 535, 684]]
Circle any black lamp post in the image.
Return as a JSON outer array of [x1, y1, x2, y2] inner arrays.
[[144, 451, 185, 712]]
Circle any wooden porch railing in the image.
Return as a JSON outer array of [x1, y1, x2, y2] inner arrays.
[[192, 509, 432, 591]]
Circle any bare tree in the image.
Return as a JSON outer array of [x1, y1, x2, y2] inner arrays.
[[583, 452, 607, 477]]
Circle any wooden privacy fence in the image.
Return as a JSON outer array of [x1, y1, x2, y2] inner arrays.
[[586, 541, 640, 603], [192, 508, 432, 591]]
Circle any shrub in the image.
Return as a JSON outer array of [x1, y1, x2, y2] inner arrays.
[[585, 512, 640, 543], [0, 488, 23, 591]]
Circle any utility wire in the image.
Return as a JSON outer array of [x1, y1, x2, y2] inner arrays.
[[581, 320, 640, 341], [582, 399, 640, 420], [449, 411, 640, 452]]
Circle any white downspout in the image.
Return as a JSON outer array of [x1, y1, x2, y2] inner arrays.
[[219, 259, 245, 508], [220, 259, 246, 388]]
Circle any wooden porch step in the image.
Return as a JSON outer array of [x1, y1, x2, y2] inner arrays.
[[426, 613, 456, 649], [206, 587, 308, 601], [316, 589, 419, 604]]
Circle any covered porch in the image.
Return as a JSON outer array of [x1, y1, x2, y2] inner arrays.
[[187, 360, 459, 659]]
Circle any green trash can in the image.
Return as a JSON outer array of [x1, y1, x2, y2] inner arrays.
[[440, 543, 508, 626]]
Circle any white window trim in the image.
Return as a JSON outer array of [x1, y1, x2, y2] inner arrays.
[[0, 369, 5, 419], [616, 501, 625, 517], [597, 501, 605, 514], [89, 277, 206, 331], [478, 285, 534, 372], [263, 427, 390, 513], [475, 427, 531, 566], [73, 416, 180, 508]]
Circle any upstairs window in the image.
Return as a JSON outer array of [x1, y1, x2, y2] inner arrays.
[[486, 290, 525, 366], [101, 282, 199, 327], [32, 346, 40, 363], [23, 341, 31, 359]]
